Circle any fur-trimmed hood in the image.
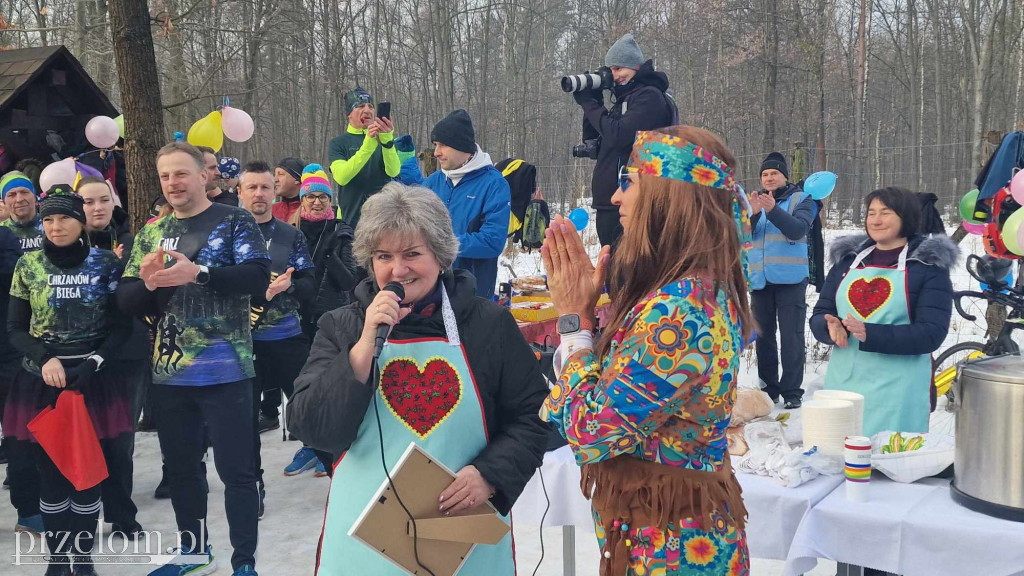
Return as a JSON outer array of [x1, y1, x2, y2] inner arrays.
[[828, 233, 959, 270]]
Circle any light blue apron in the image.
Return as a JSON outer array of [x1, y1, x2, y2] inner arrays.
[[825, 245, 931, 436], [316, 287, 514, 575]]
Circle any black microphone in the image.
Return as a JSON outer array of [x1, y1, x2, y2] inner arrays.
[[372, 281, 406, 359]]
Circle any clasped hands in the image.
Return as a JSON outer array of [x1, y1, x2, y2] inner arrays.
[[824, 313, 867, 347], [540, 215, 610, 324], [139, 247, 200, 291], [748, 191, 777, 213]]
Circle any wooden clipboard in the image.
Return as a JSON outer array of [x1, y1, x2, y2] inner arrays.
[[348, 443, 511, 576]]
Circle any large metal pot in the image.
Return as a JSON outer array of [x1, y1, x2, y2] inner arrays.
[[950, 355, 1024, 521]]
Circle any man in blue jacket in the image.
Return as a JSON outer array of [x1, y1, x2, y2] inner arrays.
[[424, 110, 511, 299], [749, 152, 818, 409]]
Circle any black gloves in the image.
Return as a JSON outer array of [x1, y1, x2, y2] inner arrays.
[[65, 358, 100, 390], [573, 88, 603, 106]]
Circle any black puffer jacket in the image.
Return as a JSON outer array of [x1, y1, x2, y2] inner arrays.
[[579, 59, 675, 211], [287, 270, 549, 514], [87, 206, 135, 256], [0, 227, 23, 362], [298, 217, 359, 337]]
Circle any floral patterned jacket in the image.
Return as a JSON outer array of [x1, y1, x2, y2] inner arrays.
[[542, 278, 744, 472]]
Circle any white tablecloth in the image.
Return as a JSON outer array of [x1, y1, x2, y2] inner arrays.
[[511, 445, 843, 561], [785, 475, 1024, 576], [738, 471, 844, 560], [512, 445, 594, 528]]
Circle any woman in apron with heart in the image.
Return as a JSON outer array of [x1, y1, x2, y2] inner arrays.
[[811, 187, 957, 436], [287, 183, 548, 576]]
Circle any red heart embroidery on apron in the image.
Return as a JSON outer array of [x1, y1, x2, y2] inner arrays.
[[848, 277, 893, 319], [379, 357, 462, 439]]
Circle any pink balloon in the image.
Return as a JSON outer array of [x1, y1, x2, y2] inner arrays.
[[38, 159, 78, 192], [1011, 170, 1024, 204], [85, 116, 120, 149], [963, 220, 986, 235], [221, 106, 254, 142]]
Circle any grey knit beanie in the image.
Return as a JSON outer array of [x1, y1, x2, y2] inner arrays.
[[605, 33, 644, 69]]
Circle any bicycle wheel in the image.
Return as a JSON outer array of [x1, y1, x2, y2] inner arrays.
[[933, 341, 986, 397]]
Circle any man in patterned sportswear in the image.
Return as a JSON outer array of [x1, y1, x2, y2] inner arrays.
[[117, 142, 270, 576]]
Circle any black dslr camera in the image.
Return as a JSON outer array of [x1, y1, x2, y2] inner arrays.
[[572, 138, 601, 159], [562, 67, 612, 160]]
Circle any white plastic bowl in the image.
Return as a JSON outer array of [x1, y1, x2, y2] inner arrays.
[[869, 431, 955, 483]]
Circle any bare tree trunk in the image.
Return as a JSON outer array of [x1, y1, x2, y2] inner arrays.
[[763, 0, 780, 152], [963, 0, 1010, 170], [108, 0, 166, 233], [1017, 5, 1024, 128], [852, 0, 869, 219]]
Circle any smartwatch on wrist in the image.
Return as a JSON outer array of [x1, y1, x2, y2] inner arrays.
[[557, 314, 594, 336], [194, 265, 211, 286]]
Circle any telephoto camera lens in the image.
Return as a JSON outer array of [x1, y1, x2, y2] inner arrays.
[[561, 72, 603, 93], [560, 67, 613, 93]]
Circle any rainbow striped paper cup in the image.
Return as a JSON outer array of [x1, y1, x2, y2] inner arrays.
[[844, 435, 872, 502]]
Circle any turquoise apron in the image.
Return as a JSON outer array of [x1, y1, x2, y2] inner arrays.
[[825, 244, 931, 436], [316, 287, 514, 575]]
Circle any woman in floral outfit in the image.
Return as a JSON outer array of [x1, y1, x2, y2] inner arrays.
[[542, 125, 754, 576]]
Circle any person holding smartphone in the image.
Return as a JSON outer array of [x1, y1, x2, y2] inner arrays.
[[327, 88, 401, 229]]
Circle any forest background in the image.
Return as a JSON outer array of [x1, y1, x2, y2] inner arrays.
[[0, 0, 1020, 227]]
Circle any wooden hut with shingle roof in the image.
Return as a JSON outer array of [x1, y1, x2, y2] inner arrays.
[[0, 45, 118, 169]]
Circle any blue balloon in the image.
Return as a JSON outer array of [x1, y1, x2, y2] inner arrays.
[[568, 208, 589, 231], [980, 268, 1014, 294], [804, 171, 838, 200]]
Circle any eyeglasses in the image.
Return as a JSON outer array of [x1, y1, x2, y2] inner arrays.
[[618, 165, 636, 192], [305, 194, 330, 204]]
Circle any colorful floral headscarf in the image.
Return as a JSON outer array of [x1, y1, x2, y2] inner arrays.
[[627, 130, 754, 286]]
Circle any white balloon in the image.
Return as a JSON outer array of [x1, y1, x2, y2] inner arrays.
[[1010, 169, 1024, 205], [221, 106, 255, 142], [85, 116, 120, 149], [38, 159, 78, 192]]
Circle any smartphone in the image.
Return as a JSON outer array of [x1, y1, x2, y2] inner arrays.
[[376, 102, 391, 121]]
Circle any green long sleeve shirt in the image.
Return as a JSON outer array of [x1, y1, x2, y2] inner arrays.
[[327, 125, 400, 228]]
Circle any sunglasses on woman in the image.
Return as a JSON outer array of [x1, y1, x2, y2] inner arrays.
[[304, 194, 331, 204], [618, 165, 636, 192]]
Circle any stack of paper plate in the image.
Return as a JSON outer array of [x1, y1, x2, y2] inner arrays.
[[813, 390, 865, 436], [802, 398, 858, 456]]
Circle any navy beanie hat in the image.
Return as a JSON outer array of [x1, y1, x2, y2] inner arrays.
[[430, 110, 476, 155], [760, 152, 789, 180]]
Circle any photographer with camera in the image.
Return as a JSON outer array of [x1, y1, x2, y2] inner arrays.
[[565, 33, 676, 246]]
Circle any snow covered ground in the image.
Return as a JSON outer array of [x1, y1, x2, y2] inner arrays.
[[4, 432, 836, 576], [0, 227, 993, 574]]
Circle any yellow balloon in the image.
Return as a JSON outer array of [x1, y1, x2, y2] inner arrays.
[[187, 110, 223, 152], [113, 114, 125, 138]]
